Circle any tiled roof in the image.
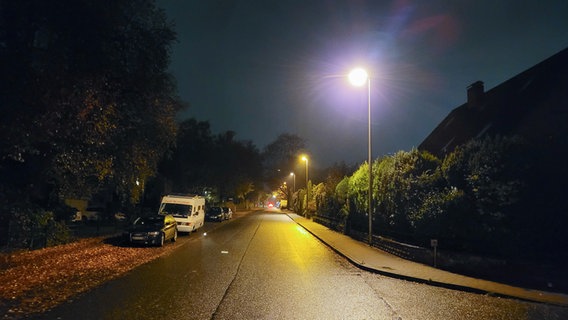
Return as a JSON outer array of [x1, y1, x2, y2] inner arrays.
[[419, 47, 568, 157]]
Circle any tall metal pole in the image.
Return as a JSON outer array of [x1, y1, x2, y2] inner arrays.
[[367, 77, 372, 245], [348, 67, 373, 245], [290, 172, 296, 194], [305, 159, 309, 204], [301, 157, 309, 216]]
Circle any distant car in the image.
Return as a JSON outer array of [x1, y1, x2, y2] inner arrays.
[[81, 207, 104, 221], [222, 207, 233, 219], [124, 214, 177, 247], [114, 212, 127, 221], [206, 206, 225, 221]]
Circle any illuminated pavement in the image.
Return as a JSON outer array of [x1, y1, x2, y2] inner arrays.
[[286, 213, 568, 307]]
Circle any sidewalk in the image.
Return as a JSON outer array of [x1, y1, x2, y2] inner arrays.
[[286, 213, 568, 307]]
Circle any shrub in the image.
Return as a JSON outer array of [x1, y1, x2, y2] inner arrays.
[[6, 204, 73, 250]]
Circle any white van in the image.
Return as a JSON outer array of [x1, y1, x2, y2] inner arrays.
[[158, 194, 205, 233]]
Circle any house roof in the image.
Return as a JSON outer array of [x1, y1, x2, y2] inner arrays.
[[419, 47, 568, 157]]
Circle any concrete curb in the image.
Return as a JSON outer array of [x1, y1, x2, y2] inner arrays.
[[285, 212, 568, 307]]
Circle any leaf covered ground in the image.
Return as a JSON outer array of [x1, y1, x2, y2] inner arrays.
[[0, 236, 179, 319]]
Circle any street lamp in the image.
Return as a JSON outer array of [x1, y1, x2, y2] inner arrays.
[[348, 67, 373, 245], [301, 155, 309, 214]]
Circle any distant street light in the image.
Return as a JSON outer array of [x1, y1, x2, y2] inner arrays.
[[301, 155, 309, 214], [348, 67, 373, 245]]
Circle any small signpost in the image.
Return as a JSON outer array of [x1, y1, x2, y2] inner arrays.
[[430, 239, 438, 268]]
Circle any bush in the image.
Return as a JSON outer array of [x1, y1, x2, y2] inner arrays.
[[6, 204, 73, 250], [307, 134, 565, 260]]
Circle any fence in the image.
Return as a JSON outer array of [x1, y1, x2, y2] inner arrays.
[[313, 215, 508, 273]]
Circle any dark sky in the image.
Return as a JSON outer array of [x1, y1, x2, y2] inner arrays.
[[158, 0, 568, 168]]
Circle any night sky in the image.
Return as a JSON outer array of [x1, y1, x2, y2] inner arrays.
[[158, 0, 568, 168]]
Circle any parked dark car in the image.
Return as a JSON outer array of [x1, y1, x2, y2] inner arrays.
[[222, 207, 233, 219], [124, 214, 178, 247], [205, 206, 225, 221]]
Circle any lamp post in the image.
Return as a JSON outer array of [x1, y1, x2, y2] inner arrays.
[[289, 172, 296, 211], [348, 67, 373, 245], [290, 172, 296, 194], [136, 178, 144, 216], [301, 156, 309, 215]]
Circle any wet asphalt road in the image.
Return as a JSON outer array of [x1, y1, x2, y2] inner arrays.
[[40, 210, 568, 319]]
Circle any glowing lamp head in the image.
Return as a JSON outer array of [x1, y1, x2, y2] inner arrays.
[[348, 68, 368, 87]]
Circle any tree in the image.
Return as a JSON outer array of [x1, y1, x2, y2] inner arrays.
[[235, 181, 254, 205], [437, 135, 529, 255], [315, 163, 354, 224], [0, 0, 181, 246], [159, 119, 216, 194], [321, 162, 355, 194], [261, 133, 306, 191], [214, 133, 263, 202], [373, 149, 441, 239], [346, 162, 370, 232], [159, 120, 263, 205]]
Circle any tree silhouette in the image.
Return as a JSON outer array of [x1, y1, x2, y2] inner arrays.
[[0, 0, 181, 224], [261, 133, 306, 191]]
